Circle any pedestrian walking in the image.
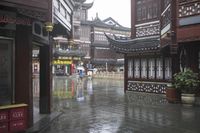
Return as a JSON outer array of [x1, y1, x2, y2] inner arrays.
[[79, 70, 83, 80]]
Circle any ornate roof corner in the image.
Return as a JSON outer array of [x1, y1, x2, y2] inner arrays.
[[82, 2, 94, 9], [105, 33, 160, 54], [74, 0, 86, 4], [92, 17, 130, 31]]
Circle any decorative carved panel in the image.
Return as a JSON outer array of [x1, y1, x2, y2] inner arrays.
[[136, 22, 160, 37], [127, 81, 166, 94], [179, 1, 200, 17]]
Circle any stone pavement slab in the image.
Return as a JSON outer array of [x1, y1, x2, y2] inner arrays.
[[26, 112, 62, 133], [35, 78, 200, 133]]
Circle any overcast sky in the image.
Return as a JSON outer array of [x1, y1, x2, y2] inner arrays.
[[86, 0, 131, 28]]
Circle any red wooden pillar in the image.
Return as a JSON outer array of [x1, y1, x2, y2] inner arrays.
[[15, 24, 33, 127]]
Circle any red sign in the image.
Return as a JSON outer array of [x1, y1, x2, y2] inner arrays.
[[10, 120, 26, 132], [0, 111, 8, 122], [10, 108, 25, 121], [0, 104, 27, 133], [0, 15, 32, 25], [0, 122, 8, 133]]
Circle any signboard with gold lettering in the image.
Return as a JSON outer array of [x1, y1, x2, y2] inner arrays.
[[53, 60, 72, 65]]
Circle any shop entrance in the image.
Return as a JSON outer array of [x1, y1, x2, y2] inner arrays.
[[32, 43, 51, 123], [32, 44, 43, 123], [0, 38, 14, 105]]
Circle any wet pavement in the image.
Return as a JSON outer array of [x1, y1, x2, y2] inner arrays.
[[33, 76, 200, 133]]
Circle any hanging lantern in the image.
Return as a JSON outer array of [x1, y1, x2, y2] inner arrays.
[[45, 22, 54, 32]]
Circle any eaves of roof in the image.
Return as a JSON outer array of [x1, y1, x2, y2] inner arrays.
[[105, 34, 160, 54]]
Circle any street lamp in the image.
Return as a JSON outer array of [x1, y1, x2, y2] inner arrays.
[[45, 22, 54, 32]]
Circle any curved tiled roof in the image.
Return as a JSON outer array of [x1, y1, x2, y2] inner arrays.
[[105, 34, 160, 54], [82, 2, 94, 9], [81, 17, 130, 32], [74, 0, 93, 10], [91, 17, 130, 31], [74, 0, 86, 3]]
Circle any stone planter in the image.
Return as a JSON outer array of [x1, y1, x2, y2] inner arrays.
[[181, 93, 196, 105], [166, 87, 181, 103]]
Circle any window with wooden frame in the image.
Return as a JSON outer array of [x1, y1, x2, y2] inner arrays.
[[136, 0, 159, 22], [128, 59, 133, 78]]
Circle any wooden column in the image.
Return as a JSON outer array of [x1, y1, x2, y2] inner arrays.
[[170, 0, 178, 54], [187, 45, 199, 73], [171, 54, 179, 76], [171, 0, 179, 75], [139, 56, 142, 79], [124, 54, 128, 93], [131, 0, 136, 38], [39, 44, 51, 114], [15, 25, 33, 127], [147, 58, 149, 79]]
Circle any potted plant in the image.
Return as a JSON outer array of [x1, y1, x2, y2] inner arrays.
[[173, 68, 200, 105], [165, 83, 181, 103]]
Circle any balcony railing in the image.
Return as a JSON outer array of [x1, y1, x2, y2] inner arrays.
[[161, 4, 171, 30], [54, 49, 86, 57]]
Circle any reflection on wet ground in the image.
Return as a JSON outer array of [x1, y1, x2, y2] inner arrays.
[[33, 77, 200, 133]]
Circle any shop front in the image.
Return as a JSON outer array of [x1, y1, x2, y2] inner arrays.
[[0, 2, 51, 131], [53, 59, 73, 76]]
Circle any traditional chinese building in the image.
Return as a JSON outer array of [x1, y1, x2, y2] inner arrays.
[[0, 0, 51, 128], [106, 0, 200, 94], [106, 0, 167, 94], [73, 0, 93, 72], [52, 0, 75, 76], [176, 0, 200, 73], [0, 0, 74, 129], [90, 16, 131, 72]]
